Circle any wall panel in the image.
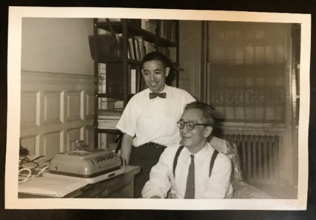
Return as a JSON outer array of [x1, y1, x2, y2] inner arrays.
[[20, 135, 39, 156], [86, 90, 94, 119], [66, 127, 82, 151], [44, 91, 63, 125], [20, 71, 94, 157], [21, 91, 40, 128], [43, 131, 62, 158], [67, 91, 83, 121]]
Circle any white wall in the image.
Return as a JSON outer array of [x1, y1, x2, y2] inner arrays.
[[21, 18, 94, 75]]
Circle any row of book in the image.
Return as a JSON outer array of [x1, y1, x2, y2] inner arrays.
[[89, 34, 155, 61], [97, 18, 176, 42], [127, 36, 154, 61], [159, 20, 177, 43], [104, 63, 140, 95], [98, 99, 124, 111]]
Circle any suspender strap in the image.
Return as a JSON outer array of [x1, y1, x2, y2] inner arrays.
[[173, 146, 184, 177], [209, 150, 219, 177], [173, 146, 219, 178]]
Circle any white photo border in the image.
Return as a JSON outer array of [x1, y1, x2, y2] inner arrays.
[[6, 6, 311, 210]]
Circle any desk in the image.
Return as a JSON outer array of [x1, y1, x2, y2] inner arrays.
[[19, 165, 140, 198]]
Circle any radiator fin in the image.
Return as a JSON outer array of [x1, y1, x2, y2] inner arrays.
[[224, 134, 279, 184]]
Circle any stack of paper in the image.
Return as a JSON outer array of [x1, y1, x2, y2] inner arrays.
[[18, 176, 87, 198], [98, 109, 122, 129]]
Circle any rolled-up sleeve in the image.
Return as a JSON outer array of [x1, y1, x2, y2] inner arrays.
[[116, 98, 137, 137]]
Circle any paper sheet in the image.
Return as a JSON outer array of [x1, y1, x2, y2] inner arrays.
[[18, 176, 87, 198]]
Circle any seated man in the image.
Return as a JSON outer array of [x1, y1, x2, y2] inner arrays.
[[142, 101, 233, 199]]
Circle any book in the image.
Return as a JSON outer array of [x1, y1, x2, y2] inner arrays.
[[98, 109, 122, 129], [131, 68, 137, 94], [98, 109, 123, 120], [128, 37, 136, 60], [98, 119, 120, 129], [134, 38, 141, 61], [135, 36, 146, 59], [113, 100, 124, 109], [141, 19, 148, 30]]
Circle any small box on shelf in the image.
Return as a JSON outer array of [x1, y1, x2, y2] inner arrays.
[[141, 19, 157, 34], [89, 34, 122, 60]]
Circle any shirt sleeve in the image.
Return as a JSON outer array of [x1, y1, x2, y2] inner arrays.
[[116, 97, 137, 137], [185, 91, 196, 104], [202, 153, 233, 199], [141, 147, 174, 198]]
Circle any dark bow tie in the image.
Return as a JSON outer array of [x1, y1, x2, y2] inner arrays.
[[149, 92, 166, 99]]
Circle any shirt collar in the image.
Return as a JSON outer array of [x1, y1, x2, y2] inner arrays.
[[147, 84, 168, 94], [183, 142, 209, 158], [161, 84, 169, 93]]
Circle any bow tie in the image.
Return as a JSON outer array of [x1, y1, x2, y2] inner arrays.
[[149, 92, 166, 99]]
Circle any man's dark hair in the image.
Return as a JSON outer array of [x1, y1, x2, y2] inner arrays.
[[184, 101, 216, 127], [141, 52, 172, 69]]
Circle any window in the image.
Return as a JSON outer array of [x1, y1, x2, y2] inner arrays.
[[208, 22, 289, 123]]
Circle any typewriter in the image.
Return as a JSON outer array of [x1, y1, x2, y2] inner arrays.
[[45, 148, 125, 184]]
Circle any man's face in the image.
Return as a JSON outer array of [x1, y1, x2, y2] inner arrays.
[[179, 108, 212, 153], [141, 60, 170, 93]]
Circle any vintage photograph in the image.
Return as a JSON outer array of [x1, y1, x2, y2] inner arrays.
[[6, 7, 310, 210]]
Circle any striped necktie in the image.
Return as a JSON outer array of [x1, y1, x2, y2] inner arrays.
[[184, 154, 195, 199]]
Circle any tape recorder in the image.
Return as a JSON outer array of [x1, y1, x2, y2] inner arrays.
[[46, 148, 125, 184]]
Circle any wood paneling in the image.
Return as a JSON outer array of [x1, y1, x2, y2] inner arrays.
[[67, 91, 83, 121], [44, 91, 63, 125], [86, 90, 94, 119], [66, 127, 82, 151], [43, 131, 62, 158], [21, 91, 40, 128], [20, 135, 39, 156], [20, 71, 94, 157]]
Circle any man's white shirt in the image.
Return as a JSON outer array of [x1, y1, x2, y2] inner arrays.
[[116, 85, 195, 147], [142, 142, 233, 199]]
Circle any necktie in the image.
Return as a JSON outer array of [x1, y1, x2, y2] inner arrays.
[[184, 154, 195, 199], [149, 92, 166, 99]]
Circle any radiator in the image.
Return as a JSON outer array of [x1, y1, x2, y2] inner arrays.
[[224, 134, 279, 184]]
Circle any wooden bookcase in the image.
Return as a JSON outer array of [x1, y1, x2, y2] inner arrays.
[[90, 18, 179, 149]]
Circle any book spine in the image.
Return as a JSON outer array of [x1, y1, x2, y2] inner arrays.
[[128, 37, 136, 60], [131, 68, 136, 94]]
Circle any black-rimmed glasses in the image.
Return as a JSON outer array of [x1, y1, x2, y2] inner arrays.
[[177, 121, 210, 130]]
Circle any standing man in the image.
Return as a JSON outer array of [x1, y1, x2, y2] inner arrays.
[[116, 52, 195, 197], [142, 101, 233, 199]]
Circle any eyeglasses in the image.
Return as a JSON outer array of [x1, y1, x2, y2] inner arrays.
[[177, 121, 210, 130]]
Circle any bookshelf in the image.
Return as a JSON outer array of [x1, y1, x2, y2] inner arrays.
[[90, 18, 180, 149]]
